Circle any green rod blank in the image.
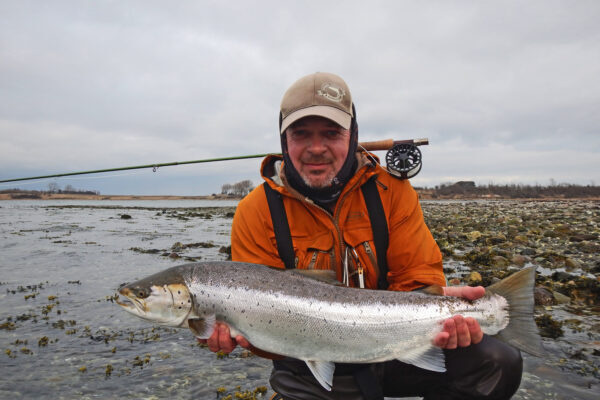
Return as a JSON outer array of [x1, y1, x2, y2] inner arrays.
[[0, 153, 277, 183]]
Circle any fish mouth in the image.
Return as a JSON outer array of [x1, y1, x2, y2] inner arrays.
[[116, 289, 146, 314], [115, 294, 134, 308]]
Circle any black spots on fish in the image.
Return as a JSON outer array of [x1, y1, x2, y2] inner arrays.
[[249, 323, 253, 328], [187, 299, 191, 303], [178, 290, 181, 295], [241, 309, 245, 314], [352, 321, 356, 326], [268, 320, 272, 324]]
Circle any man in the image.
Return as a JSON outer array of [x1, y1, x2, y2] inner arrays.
[[201, 72, 523, 399]]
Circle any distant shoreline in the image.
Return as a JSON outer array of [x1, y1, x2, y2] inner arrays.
[[1, 191, 599, 201], [0, 192, 238, 201]]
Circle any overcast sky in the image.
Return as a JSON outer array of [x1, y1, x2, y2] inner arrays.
[[1, 1, 599, 195]]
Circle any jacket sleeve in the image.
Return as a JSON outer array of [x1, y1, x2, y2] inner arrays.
[[384, 180, 445, 291], [231, 184, 286, 269]]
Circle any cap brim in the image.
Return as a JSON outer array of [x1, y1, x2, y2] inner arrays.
[[280, 106, 352, 134]]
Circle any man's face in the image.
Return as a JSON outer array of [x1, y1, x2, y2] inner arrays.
[[285, 116, 351, 189]]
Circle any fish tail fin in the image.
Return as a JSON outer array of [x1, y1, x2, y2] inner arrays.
[[486, 266, 545, 356]]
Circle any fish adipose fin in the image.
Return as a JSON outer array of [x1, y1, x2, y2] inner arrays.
[[187, 314, 216, 339], [305, 360, 335, 391], [487, 266, 545, 357], [397, 345, 446, 372]]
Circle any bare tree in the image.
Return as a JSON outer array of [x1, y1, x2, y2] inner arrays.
[[221, 183, 232, 195], [221, 180, 254, 197], [47, 182, 60, 193]]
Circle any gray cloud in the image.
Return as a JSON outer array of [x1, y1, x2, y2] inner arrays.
[[1, 1, 599, 194]]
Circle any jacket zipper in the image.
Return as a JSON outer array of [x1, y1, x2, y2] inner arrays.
[[332, 169, 371, 274], [307, 251, 318, 269], [362, 241, 379, 283]]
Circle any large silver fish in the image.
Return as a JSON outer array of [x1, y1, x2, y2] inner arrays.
[[116, 262, 543, 390]]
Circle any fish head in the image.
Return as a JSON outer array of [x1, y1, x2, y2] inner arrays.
[[116, 268, 195, 327]]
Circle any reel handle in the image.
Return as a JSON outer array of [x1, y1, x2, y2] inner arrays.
[[359, 138, 429, 152]]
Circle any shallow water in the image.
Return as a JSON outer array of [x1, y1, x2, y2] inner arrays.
[[0, 200, 598, 399]]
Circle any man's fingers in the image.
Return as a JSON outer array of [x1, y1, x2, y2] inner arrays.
[[217, 324, 236, 353], [454, 315, 471, 347], [206, 325, 221, 352], [466, 317, 483, 345], [443, 285, 485, 301], [443, 318, 458, 349], [433, 331, 450, 348], [236, 335, 251, 349]]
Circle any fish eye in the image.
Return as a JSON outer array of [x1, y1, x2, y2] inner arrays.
[[134, 287, 150, 299]]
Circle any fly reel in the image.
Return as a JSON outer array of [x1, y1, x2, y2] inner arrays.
[[385, 143, 422, 180]]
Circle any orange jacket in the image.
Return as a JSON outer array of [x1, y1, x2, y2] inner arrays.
[[231, 153, 445, 291]]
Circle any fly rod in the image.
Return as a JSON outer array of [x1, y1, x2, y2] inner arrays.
[[0, 138, 428, 183]]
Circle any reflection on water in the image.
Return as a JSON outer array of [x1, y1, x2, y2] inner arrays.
[[0, 200, 597, 399]]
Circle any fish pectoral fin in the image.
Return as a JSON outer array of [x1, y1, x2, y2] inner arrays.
[[305, 360, 335, 391], [397, 345, 446, 373], [187, 314, 216, 339]]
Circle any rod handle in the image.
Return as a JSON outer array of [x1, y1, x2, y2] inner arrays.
[[359, 138, 429, 151], [359, 139, 395, 151]]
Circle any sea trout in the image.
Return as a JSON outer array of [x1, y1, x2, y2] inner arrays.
[[116, 262, 543, 390]]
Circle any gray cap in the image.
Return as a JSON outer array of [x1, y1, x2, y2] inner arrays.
[[280, 72, 353, 134]]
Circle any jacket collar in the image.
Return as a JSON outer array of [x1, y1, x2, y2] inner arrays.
[[260, 152, 381, 202]]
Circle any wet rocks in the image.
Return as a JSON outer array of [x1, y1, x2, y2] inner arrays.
[[534, 286, 555, 306], [535, 314, 564, 339], [423, 200, 599, 381]]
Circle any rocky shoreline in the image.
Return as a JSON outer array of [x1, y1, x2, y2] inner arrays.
[[2, 189, 599, 201], [422, 200, 599, 384]]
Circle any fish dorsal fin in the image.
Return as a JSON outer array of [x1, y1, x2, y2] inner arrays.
[[305, 360, 335, 391], [421, 285, 445, 296], [187, 314, 216, 339], [397, 345, 446, 372], [290, 269, 341, 285]]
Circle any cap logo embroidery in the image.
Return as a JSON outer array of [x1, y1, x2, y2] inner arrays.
[[317, 82, 345, 103]]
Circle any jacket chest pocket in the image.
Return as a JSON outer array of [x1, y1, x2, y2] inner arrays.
[[268, 230, 335, 270], [293, 231, 334, 270], [342, 227, 380, 289]]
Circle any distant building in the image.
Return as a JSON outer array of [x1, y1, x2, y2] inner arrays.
[[454, 181, 476, 188]]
